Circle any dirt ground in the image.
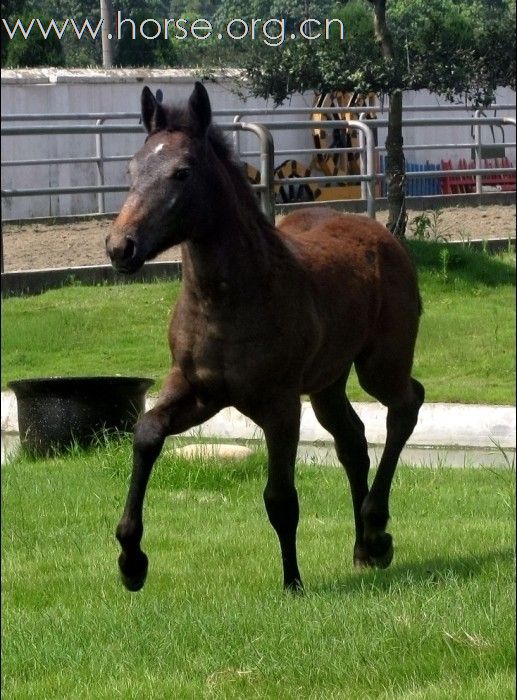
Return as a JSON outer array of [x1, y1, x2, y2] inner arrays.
[[2, 203, 515, 272]]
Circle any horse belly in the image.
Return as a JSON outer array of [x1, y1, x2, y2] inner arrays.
[[300, 319, 367, 394], [298, 268, 379, 394], [173, 324, 283, 402]]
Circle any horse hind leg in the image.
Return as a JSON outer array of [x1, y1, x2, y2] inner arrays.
[[355, 351, 425, 568], [310, 377, 372, 568]]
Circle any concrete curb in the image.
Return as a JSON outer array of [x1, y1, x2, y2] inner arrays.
[[1, 238, 514, 298], [2, 391, 515, 450], [1, 261, 182, 297], [178, 401, 516, 450]]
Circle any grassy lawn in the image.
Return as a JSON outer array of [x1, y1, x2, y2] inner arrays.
[[1, 241, 515, 404], [2, 442, 515, 699]]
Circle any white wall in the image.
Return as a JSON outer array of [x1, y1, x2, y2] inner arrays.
[[1, 69, 321, 218], [1, 69, 515, 219], [393, 87, 516, 168]]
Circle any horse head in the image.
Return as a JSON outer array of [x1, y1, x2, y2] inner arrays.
[[106, 82, 214, 273]]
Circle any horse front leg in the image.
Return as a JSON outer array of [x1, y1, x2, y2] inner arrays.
[[257, 397, 303, 592], [116, 368, 220, 591]]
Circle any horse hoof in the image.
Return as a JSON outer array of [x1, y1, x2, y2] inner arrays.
[[353, 551, 373, 569], [368, 532, 394, 569], [354, 533, 394, 569], [371, 542, 394, 569], [118, 551, 148, 591], [284, 578, 304, 594]]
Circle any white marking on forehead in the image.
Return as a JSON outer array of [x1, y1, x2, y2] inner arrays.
[[153, 143, 165, 154]]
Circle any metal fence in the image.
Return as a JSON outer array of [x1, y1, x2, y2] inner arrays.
[[1, 107, 516, 219], [0, 120, 277, 221], [2, 106, 516, 275], [231, 109, 516, 203]]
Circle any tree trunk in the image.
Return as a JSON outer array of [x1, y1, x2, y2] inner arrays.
[[368, 0, 407, 238], [385, 90, 406, 237]]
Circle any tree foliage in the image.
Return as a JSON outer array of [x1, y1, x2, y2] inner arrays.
[[2, 12, 66, 67], [2, 0, 515, 94], [238, 0, 516, 106]]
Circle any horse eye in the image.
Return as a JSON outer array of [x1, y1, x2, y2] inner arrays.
[[172, 168, 190, 181]]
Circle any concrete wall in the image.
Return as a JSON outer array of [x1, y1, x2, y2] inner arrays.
[[1, 68, 515, 219]]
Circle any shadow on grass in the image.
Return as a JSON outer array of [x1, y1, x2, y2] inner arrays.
[[309, 546, 514, 596], [408, 239, 515, 287]]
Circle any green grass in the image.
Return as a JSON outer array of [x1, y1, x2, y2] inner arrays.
[[1, 281, 173, 385], [404, 241, 515, 405], [2, 442, 515, 699], [1, 241, 515, 404]]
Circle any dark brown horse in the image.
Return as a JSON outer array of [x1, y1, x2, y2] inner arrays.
[[106, 83, 424, 592]]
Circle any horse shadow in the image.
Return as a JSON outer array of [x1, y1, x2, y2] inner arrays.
[[308, 546, 514, 595]]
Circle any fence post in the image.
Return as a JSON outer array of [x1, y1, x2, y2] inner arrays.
[[232, 114, 242, 160], [358, 112, 367, 202], [256, 124, 275, 223], [234, 122, 275, 223], [474, 109, 483, 195], [95, 119, 106, 214], [351, 120, 376, 219]]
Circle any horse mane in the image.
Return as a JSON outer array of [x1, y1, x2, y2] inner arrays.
[[150, 103, 275, 233]]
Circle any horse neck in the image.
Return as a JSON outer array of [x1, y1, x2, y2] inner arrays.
[[181, 176, 277, 301]]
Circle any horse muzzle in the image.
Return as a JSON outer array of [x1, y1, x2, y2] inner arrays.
[[105, 233, 143, 273]]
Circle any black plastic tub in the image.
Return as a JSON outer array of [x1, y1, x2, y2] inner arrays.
[[8, 376, 154, 457]]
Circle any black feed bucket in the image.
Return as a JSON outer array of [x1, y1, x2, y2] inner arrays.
[[8, 376, 154, 457]]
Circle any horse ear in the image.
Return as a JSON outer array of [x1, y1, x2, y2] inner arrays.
[[188, 82, 212, 136], [141, 86, 165, 133]]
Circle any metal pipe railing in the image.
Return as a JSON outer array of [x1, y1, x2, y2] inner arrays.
[[223, 104, 516, 116], [4, 106, 516, 274], [95, 119, 106, 214], [234, 122, 275, 222], [238, 142, 517, 159], [388, 167, 515, 178], [2, 103, 515, 122], [255, 117, 517, 129], [10, 140, 515, 168], [5, 143, 514, 165], [2, 156, 103, 166], [2, 115, 515, 225], [0, 121, 277, 223], [2, 124, 147, 135]]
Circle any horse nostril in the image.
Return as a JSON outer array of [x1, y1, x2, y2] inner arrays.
[[107, 235, 137, 265], [122, 237, 136, 260]]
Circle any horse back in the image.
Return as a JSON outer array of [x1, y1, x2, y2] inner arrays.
[[278, 209, 419, 314]]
